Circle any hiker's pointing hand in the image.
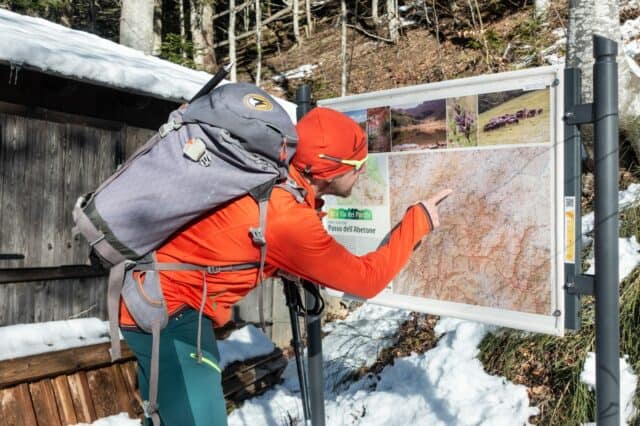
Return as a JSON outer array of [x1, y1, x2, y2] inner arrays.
[[421, 189, 453, 229]]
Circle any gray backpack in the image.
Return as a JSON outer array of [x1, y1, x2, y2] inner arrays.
[[72, 82, 300, 424]]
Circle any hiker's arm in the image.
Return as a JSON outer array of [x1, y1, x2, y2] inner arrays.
[[267, 204, 431, 299]]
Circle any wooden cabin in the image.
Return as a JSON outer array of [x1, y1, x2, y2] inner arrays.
[[0, 10, 295, 346]]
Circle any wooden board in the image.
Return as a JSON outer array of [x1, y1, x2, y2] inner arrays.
[[51, 376, 78, 425], [67, 372, 97, 424], [85, 365, 133, 419], [0, 341, 135, 389], [29, 380, 62, 426], [0, 383, 38, 426]]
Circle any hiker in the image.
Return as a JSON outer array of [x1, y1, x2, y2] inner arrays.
[[118, 106, 451, 425]]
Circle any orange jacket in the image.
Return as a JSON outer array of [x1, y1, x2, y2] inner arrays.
[[119, 166, 431, 328]]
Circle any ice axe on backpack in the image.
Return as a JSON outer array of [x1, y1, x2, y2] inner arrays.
[[189, 62, 233, 103]]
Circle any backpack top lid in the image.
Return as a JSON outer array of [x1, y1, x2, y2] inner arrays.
[[182, 82, 298, 171]]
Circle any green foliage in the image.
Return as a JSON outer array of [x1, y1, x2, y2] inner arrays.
[[160, 33, 197, 69]]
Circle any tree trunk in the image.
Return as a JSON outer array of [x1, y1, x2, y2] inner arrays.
[[293, 0, 301, 44], [256, 0, 262, 86], [229, 0, 237, 81], [386, 0, 399, 42], [341, 0, 347, 96], [567, 0, 640, 158], [88, 0, 97, 33], [152, 0, 162, 56], [120, 0, 155, 54], [305, 0, 313, 34], [190, 0, 217, 72], [372, 0, 380, 24], [179, 0, 187, 59]]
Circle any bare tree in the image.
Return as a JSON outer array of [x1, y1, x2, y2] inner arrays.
[[190, 0, 217, 72], [179, 0, 187, 59], [341, 0, 347, 96], [256, 0, 262, 85], [567, 0, 640, 158], [305, 0, 313, 35], [387, 0, 399, 42], [120, 0, 155, 54], [293, 0, 301, 43], [229, 0, 237, 81], [372, 0, 380, 24], [152, 0, 162, 56]]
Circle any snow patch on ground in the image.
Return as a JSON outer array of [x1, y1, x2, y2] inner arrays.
[[272, 64, 319, 82]]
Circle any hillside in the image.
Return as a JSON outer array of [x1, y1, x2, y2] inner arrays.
[[242, 2, 569, 102]]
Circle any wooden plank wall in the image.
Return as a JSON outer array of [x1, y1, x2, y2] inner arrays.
[[0, 111, 154, 325]]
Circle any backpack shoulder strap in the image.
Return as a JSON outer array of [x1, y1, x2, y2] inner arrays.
[[276, 178, 307, 204]]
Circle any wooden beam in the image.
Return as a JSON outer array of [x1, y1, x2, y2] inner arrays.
[[0, 265, 107, 284], [0, 342, 135, 389]]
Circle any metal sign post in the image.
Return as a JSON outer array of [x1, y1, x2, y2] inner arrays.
[[295, 84, 327, 426], [564, 35, 620, 425]]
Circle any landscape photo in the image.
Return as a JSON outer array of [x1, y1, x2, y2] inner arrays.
[[478, 88, 551, 146], [390, 99, 447, 151], [344, 109, 368, 134], [366, 106, 392, 152]]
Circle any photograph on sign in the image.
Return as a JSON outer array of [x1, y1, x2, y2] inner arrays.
[[319, 66, 564, 336], [446, 95, 479, 148], [478, 88, 550, 146], [390, 99, 447, 151], [366, 106, 392, 152]]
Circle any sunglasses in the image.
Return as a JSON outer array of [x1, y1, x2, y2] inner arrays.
[[318, 154, 369, 171]]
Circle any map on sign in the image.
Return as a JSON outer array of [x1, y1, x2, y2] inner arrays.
[[319, 66, 565, 336]]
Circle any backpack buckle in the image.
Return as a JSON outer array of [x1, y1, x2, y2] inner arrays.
[[207, 266, 222, 274], [142, 400, 158, 418], [159, 118, 182, 138], [249, 227, 266, 246]]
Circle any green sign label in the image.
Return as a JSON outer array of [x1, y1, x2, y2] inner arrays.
[[327, 208, 373, 220]]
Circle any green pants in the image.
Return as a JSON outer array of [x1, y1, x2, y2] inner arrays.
[[122, 309, 228, 426]]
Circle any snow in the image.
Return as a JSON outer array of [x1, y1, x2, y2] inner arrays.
[[227, 312, 539, 426], [74, 413, 140, 426], [218, 324, 275, 370], [0, 9, 297, 118], [272, 64, 319, 82], [0, 318, 111, 361], [0, 9, 210, 102], [0, 321, 273, 365], [581, 353, 639, 425]]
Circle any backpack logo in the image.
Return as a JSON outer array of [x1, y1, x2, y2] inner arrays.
[[243, 94, 273, 112]]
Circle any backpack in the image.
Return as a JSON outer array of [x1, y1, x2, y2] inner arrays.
[[72, 82, 300, 424]]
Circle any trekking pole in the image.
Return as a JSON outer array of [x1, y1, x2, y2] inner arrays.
[[282, 278, 312, 424], [189, 62, 233, 103]]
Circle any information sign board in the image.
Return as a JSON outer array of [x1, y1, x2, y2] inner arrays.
[[318, 66, 565, 335]]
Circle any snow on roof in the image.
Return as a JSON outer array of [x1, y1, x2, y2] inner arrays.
[[0, 8, 296, 119]]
